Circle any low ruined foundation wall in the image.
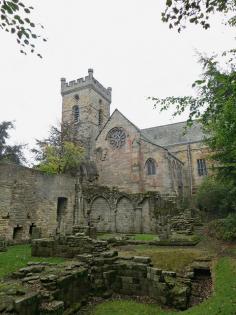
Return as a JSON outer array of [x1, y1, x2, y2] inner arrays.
[[0, 249, 192, 315], [87, 252, 191, 310], [32, 234, 108, 258]]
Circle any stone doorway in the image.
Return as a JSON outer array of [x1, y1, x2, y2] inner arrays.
[[57, 197, 68, 233], [13, 225, 23, 242]]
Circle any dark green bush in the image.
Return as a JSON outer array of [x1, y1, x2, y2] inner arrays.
[[195, 177, 236, 217], [208, 214, 236, 241]]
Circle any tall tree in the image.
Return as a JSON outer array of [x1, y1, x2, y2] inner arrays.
[[151, 56, 236, 183], [32, 122, 85, 175], [0, 121, 26, 164], [0, 0, 46, 57]]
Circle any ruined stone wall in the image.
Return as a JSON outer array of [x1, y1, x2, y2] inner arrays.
[[78, 185, 179, 234], [0, 163, 182, 242], [0, 163, 77, 242], [32, 234, 109, 258]]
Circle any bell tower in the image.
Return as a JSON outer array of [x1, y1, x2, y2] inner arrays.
[[61, 69, 112, 159]]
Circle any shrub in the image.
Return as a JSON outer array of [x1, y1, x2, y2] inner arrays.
[[195, 177, 236, 217], [208, 214, 236, 241]]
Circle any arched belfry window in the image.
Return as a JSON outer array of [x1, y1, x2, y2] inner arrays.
[[72, 105, 79, 123], [145, 158, 156, 175]]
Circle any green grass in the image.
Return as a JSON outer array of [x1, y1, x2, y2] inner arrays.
[[91, 257, 236, 315], [97, 233, 119, 240], [170, 233, 200, 243], [91, 300, 162, 315], [116, 245, 206, 272], [0, 245, 64, 278], [131, 234, 159, 241]]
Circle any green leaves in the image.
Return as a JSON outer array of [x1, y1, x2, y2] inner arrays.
[[0, 0, 46, 57], [0, 121, 26, 165], [33, 122, 85, 175], [36, 141, 85, 175], [162, 0, 236, 31], [152, 54, 236, 185]]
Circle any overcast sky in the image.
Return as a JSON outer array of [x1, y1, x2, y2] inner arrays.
[[0, 0, 235, 156]]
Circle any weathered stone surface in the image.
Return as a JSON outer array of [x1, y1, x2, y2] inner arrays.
[[0, 161, 199, 241], [32, 234, 108, 258], [133, 256, 151, 264], [0, 238, 7, 252], [0, 246, 206, 314], [0, 162, 77, 243]]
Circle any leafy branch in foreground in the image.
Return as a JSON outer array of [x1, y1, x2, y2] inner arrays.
[[162, 0, 236, 32], [0, 0, 46, 57]]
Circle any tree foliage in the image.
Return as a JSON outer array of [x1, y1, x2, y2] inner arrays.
[[151, 56, 236, 183], [0, 121, 26, 164], [195, 177, 236, 216], [208, 213, 236, 240], [162, 0, 236, 31], [0, 0, 46, 57], [32, 122, 84, 175]]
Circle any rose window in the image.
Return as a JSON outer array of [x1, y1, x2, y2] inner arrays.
[[107, 127, 126, 149]]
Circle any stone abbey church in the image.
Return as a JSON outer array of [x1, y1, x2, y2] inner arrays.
[[0, 69, 209, 242]]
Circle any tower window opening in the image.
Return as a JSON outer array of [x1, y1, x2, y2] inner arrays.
[[146, 158, 156, 175], [73, 105, 80, 123], [98, 109, 103, 126]]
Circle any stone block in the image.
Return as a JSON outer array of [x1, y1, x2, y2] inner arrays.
[[14, 292, 39, 315], [133, 256, 151, 264], [121, 276, 133, 284], [102, 251, 118, 258]]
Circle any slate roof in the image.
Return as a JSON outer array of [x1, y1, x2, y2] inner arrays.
[[141, 121, 204, 147]]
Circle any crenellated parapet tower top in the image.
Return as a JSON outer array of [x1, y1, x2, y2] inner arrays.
[[61, 69, 112, 102]]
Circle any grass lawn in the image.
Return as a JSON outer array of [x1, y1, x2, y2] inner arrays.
[[132, 234, 160, 241], [0, 245, 64, 278], [115, 245, 206, 272], [90, 257, 236, 315]]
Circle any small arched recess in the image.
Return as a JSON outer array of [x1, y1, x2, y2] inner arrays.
[[90, 197, 111, 232], [116, 197, 134, 233]]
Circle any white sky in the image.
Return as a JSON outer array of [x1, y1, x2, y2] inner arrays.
[[0, 0, 235, 156]]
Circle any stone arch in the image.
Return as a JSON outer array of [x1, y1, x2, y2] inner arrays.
[[116, 197, 134, 233], [90, 197, 111, 232]]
